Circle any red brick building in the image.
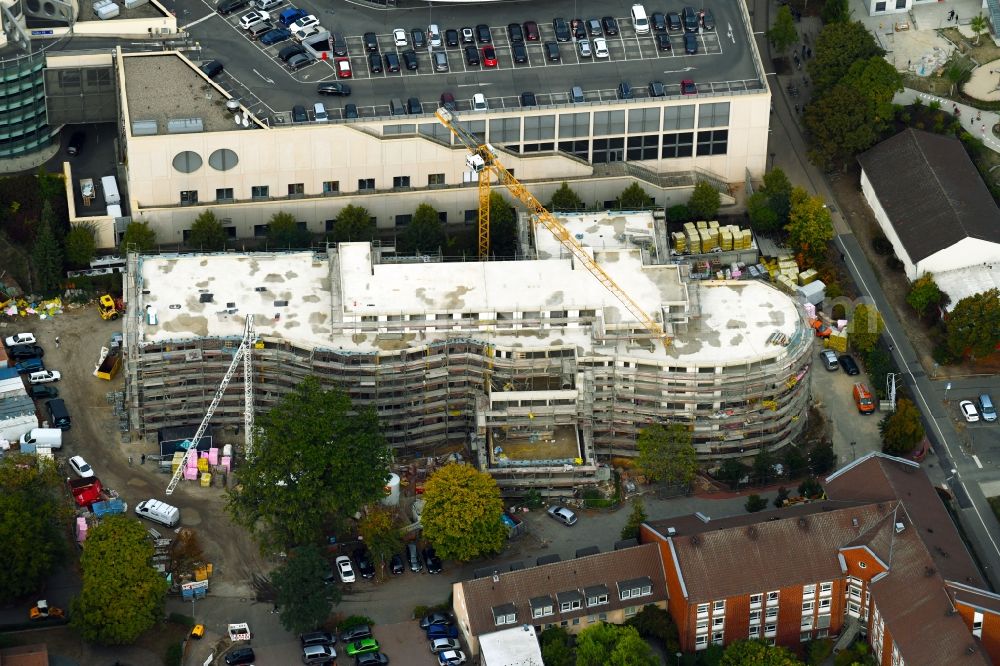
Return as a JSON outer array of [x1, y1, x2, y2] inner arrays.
[[641, 453, 999, 665]]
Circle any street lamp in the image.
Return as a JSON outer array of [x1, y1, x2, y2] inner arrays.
[[945, 382, 952, 402], [850, 441, 856, 461], [676, 652, 683, 665]]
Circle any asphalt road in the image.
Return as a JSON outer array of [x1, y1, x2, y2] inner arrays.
[[169, 0, 759, 120]]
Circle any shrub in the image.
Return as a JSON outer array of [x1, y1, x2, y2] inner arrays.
[[167, 613, 195, 627], [339, 615, 374, 630], [871, 236, 893, 255], [886, 256, 905, 272]]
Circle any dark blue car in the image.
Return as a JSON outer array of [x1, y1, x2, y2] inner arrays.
[[426, 624, 459, 639], [260, 27, 291, 45], [278, 7, 306, 26]]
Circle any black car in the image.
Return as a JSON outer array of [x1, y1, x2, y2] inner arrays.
[[544, 41, 560, 61], [507, 22, 524, 43], [385, 52, 400, 72], [318, 81, 351, 96], [287, 52, 312, 70], [419, 611, 453, 629], [390, 553, 405, 574], [356, 653, 390, 666], [655, 33, 672, 51], [520, 91, 537, 107], [402, 49, 418, 70], [339, 624, 373, 643], [354, 548, 376, 579], [475, 23, 491, 43], [292, 104, 308, 122], [331, 32, 348, 57], [423, 547, 442, 574], [411, 27, 426, 47], [445, 28, 459, 47], [7, 345, 43, 360], [617, 81, 633, 99], [368, 52, 383, 73], [66, 131, 85, 156], [344, 103, 359, 118], [406, 97, 422, 114], [651, 12, 667, 32], [682, 6, 699, 32], [216, 0, 247, 15], [199, 60, 224, 78], [278, 43, 304, 62], [601, 16, 619, 35], [702, 9, 716, 30], [648, 80, 666, 97], [464, 45, 480, 65], [440, 91, 457, 110], [684, 32, 697, 54], [301, 631, 336, 648], [29, 385, 58, 399], [586, 18, 602, 36], [839, 354, 861, 376], [667, 11, 682, 31], [363, 31, 379, 51], [224, 647, 255, 666], [572, 18, 587, 40], [553, 17, 571, 42], [512, 42, 528, 63]]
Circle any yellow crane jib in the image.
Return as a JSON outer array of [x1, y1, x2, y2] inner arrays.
[[434, 107, 671, 349]]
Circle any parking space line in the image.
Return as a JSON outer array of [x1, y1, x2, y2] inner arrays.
[[974, 455, 984, 469], [180, 13, 217, 30]]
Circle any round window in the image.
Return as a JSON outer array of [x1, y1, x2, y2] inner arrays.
[[208, 148, 239, 171], [172, 151, 202, 174]]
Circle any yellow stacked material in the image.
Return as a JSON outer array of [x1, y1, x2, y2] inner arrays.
[[194, 565, 210, 581], [799, 269, 818, 285], [200, 472, 211, 487], [206, 563, 213, 577], [197, 457, 209, 472], [684, 222, 696, 236], [672, 232, 687, 253], [171, 451, 186, 474], [720, 228, 734, 251], [776, 275, 797, 293], [708, 220, 720, 229], [706, 227, 720, 251], [699, 229, 713, 252], [686, 228, 702, 254], [696, 220, 708, 230], [826, 331, 849, 353], [741, 230, 754, 249]]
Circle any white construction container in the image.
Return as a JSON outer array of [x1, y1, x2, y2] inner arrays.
[[106, 204, 123, 219], [101, 175, 121, 205], [93, 0, 120, 19], [124, 0, 148, 8]]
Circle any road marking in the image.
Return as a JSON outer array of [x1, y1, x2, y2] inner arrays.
[[974, 455, 984, 469], [181, 13, 215, 29], [252, 68, 274, 84]]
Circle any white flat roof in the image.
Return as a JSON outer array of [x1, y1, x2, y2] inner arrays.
[[932, 264, 1000, 311], [533, 211, 657, 260], [478, 626, 544, 666]]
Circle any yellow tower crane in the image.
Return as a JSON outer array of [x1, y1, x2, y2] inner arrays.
[[435, 107, 671, 348]]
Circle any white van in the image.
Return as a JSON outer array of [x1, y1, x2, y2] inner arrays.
[[101, 175, 121, 206], [631, 4, 650, 34], [29, 370, 61, 384], [135, 499, 180, 527], [20, 428, 63, 449], [313, 102, 328, 123]]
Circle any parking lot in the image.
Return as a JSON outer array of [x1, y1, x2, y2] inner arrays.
[[175, 0, 758, 121]]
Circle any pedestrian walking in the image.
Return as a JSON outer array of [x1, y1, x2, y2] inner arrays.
[[982, 123, 987, 134], [807, 46, 812, 58], [948, 8, 954, 20], [128, 455, 133, 466], [977, 110, 982, 121], [55, 336, 60, 348], [141, 453, 146, 464], [794, 103, 799, 113], [907, 59, 911, 69], [956, 13, 960, 22]]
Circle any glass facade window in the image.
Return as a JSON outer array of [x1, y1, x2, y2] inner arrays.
[[698, 102, 731, 128], [662, 132, 694, 158], [593, 110, 626, 135], [522, 142, 555, 153], [664, 104, 696, 130], [489, 117, 521, 143], [383, 124, 416, 135], [627, 135, 659, 160], [0, 52, 53, 158], [592, 137, 624, 163], [557, 140, 589, 158], [524, 115, 556, 140], [628, 107, 660, 133], [558, 112, 590, 138], [419, 123, 451, 142], [696, 129, 729, 156]]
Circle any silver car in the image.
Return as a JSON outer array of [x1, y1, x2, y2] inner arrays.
[[547, 505, 578, 526], [577, 38, 592, 57]]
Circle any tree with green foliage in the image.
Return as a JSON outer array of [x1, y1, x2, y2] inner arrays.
[[945, 289, 1000, 360], [227, 376, 391, 551], [847, 303, 885, 353], [767, 6, 798, 53], [841, 57, 903, 129], [783, 445, 808, 478], [65, 224, 97, 268], [785, 188, 834, 267], [32, 202, 63, 293], [0, 454, 70, 604], [716, 459, 749, 489], [549, 182, 585, 211], [821, 0, 851, 24], [617, 182, 655, 209], [747, 192, 781, 233], [621, 498, 648, 540], [400, 203, 444, 254], [808, 22, 884, 97], [666, 204, 691, 224], [804, 84, 879, 170], [421, 463, 506, 561], [971, 14, 989, 44], [36, 168, 64, 204], [809, 441, 837, 475], [119, 220, 157, 254], [636, 423, 698, 486], [625, 604, 680, 654], [762, 168, 793, 219], [271, 543, 339, 633], [539, 626, 575, 666], [721, 639, 805, 665], [798, 476, 824, 499], [187, 210, 227, 250], [358, 507, 403, 579], [774, 486, 790, 508], [329, 204, 374, 243], [488, 191, 518, 257], [753, 444, 777, 484], [880, 399, 925, 457], [267, 211, 310, 248], [576, 622, 658, 666], [745, 494, 768, 513], [906, 274, 944, 317], [688, 181, 721, 220], [71, 516, 168, 644], [943, 56, 974, 96]]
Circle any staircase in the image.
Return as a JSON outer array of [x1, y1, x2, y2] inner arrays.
[[833, 616, 862, 653]]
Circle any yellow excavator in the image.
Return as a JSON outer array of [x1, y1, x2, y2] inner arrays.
[[98, 294, 120, 320], [29, 599, 65, 621]]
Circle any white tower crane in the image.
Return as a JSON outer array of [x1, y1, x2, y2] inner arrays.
[[166, 315, 256, 495]]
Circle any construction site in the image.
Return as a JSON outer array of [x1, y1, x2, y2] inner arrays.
[[122, 207, 813, 497]]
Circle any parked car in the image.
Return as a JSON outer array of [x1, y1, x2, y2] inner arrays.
[[385, 52, 400, 72], [407, 97, 422, 114], [702, 9, 716, 30], [339, 624, 372, 643], [438, 650, 467, 666], [255, 0, 280, 10], [216, 0, 247, 15], [507, 22, 524, 43], [7, 344, 43, 360], [553, 17, 571, 41], [960, 400, 979, 422], [593, 37, 609, 57], [482, 45, 497, 67], [364, 31, 379, 51], [440, 91, 457, 110], [369, 52, 383, 73], [601, 16, 619, 35], [69, 455, 95, 478], [331, 32, 348, 56], [29, 385, 58, 399], [682, 6, 699, 32], [354, 550, 375, 579], [336, 555, 356, 583], [4, 333, 35, 347], [460, 26, 474, 43], [426, 624, 460, 639], [651, 11, 667, 31], [617, 81, 633, 99], [393, 28, 407, 46], [345, 638, 379, 656], [335, 57, 352, 78], [356, 653, 390, 665], [586, 18, 602, 36], [224, 647, 255, 665], [547, 505, 578, 525], [260, 27, 291, 44], [238, 10, 269, 29], [475, 23, 492, 43], [820, 349, 839, 371], [300, 631, 336, 648], [524, 20, 539, 40], [28, 370, 60, 384], [390, 553, 405, 574], [317, 81, 351, 96], [199, 60, 223, 78], [512, 42, 528, 63], [684, 32, 697, 54], [423, 547, 442, 574], [430, 638, 461, 654], [839, 354, 860, 376], [344, 103, 359, 118], [66, 131, 85, 156], [420, 612, 453, 629], [544, 41, 560, 61], [428, 23, 441, 46], [577, 38, 592, 57], [655, 33, 672, 51], [302, 644, 336, 663], [572, 18, 587, 40], [464, 45, 480, 65], [289, 13, 318, 32], [411, 27, 427, 47], [402, 49, 418, 70], [472, 93, 488, 111], [520, 91, 537, 107], [277, 6, 305, 25], [445, 28, 459, 47], [287, 52, 313, 70], [666, 11, 682, 31], [278, 43, 305, 61]]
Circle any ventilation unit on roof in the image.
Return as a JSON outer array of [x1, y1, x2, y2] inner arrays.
[[274, 300, 288, 307], [227, 302, 236, 309], [690, 535, 701, 546], [851, 518, 859, 527], [798, 517, 809, 530], [895, 522, 905, 533], [746, 526, 759, 540], [199, 293, 213, 303], [255, 287, 267, 292], [167, 118, 204, 134], [492, 571, 499, 583], [666, 527, 677, 536], [695, 512, 710, 523]]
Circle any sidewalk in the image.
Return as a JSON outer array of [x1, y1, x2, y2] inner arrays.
[[893, 87, 1000, 153]]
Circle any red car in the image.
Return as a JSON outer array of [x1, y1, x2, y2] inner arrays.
[[482, 45, 497, 67], [681, 79, 697, 95], [335, 57, 352, 79], [523, 20, 540, 41]]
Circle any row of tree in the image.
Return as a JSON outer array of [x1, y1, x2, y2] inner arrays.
[[550, 181, 722, 223]]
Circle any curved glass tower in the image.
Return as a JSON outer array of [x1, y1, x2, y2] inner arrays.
[[0, 48, 53, 159]]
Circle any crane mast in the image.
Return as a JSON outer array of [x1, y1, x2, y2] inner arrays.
[[166, 315, 256, 495], [435, 107, 671, 348]]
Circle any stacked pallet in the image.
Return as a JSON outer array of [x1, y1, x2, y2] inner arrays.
[[798, 268, 818, 285], [671, 231, 687, 253]]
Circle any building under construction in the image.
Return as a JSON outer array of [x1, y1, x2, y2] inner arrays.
[[123, 212, 813, 496]]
